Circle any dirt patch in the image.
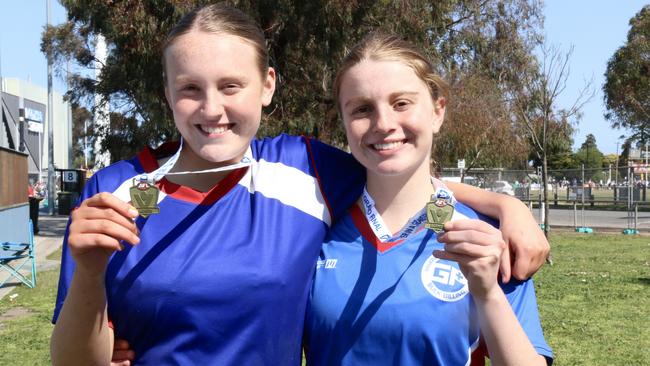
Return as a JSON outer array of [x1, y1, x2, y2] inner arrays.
[[0, 307, 31, 325]]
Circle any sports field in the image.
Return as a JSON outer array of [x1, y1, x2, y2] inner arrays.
[[0, 233, 648, 365]]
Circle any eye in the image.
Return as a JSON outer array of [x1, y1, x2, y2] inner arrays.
[[393, 99, 411, 110], [178, 84, 200, 94], [351, 104, 372, 116], [220, 82, 244, 95]]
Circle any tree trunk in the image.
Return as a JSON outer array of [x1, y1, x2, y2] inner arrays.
[[543, 155, 550, 238]]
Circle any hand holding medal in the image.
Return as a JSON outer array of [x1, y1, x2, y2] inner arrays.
[[426, 187, 455, 232]]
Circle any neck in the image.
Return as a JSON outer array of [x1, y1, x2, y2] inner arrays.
[[364, 166, 434, 233], [160, 145, 238, 192]]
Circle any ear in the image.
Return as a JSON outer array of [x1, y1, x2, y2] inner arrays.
[[432, 97, 446, 134], [261, 67, 277, 107]]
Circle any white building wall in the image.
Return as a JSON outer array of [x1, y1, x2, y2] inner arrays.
[[4, 78, 71, 172]]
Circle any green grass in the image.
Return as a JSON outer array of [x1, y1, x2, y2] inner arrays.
[[536, 232, 650, 365], [1, 237, 649, 365], [0, 249, 60, 365]]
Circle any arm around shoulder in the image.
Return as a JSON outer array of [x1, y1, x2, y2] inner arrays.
[[446, 182, 550, 281]]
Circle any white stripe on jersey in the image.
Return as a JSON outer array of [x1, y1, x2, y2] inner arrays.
[[465, 337, 481, 366], [240, 159, 332, 226]]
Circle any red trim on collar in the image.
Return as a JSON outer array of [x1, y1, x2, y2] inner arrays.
[[137, 141, 180, 172], [136, 141, 248, 205], [349, 204, 405, 253]]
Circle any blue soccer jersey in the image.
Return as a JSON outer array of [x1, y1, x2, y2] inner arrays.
[[305, 202, 553, 366], [53, 134, 364, 365]]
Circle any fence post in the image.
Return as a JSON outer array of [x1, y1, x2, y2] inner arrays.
[[573, 202, 577, 230]]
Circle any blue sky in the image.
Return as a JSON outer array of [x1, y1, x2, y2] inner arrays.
[[543, 1, 648, 155], [0, 1, 647, 154]]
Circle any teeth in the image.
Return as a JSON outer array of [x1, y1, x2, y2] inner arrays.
[[373, 141, 403, 150], [200, 125, 229, 134]]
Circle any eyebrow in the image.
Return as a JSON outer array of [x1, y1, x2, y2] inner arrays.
[[172, 74, 250, 85], [171, 75, 197, 84], [343, 91, 419, 109]]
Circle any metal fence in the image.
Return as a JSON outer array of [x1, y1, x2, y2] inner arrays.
[[440, 165, 649, 205]]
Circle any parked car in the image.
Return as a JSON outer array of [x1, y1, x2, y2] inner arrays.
[[488, 181, 515, 196], [441, 176, 479, 186], [529, 183, 554, 191]]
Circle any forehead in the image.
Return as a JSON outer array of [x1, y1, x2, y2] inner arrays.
[[339, 59, 426, 98], [164, 31, 259, 76]]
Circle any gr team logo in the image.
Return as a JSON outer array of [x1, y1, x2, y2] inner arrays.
[[420, 255, 469, 302]]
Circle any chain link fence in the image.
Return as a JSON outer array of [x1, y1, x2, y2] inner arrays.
[[440, 166, 649, 207]]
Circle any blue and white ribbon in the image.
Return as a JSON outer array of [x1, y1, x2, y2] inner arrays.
[[361, 178, 456, 243]]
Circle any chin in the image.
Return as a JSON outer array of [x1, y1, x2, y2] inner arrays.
[[370, 165, 409, 177]]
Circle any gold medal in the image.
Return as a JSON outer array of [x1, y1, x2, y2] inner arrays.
[[425, 194, 454, 232], [129, 178, 160, 218]]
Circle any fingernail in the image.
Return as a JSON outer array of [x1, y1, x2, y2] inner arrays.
[[128, 208, 139, 217]]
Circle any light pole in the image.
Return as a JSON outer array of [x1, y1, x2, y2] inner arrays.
[[47, 0, 56, 215], [614, 141, 619, 189]]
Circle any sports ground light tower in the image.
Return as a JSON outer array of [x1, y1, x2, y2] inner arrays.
[[93, 34, 110, 169]]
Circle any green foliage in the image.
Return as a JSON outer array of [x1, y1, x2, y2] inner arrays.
[[574, 134, 604, 167], [603, 5, 650, 144], [529, 116, 576, 171], [42, 0, 543, 164]]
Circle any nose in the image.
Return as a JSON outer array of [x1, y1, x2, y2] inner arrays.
[[201, 90, 224, 120], [372, 106, 396, 133]]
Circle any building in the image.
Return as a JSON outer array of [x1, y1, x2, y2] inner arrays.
[[0, 77, 72, 182]]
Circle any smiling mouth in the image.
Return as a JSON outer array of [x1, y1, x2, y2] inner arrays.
[[197, 124, 232, 135], [372, 140, 404, 151]]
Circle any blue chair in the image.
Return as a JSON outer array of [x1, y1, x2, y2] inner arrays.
[[0, 220, 36, 288]]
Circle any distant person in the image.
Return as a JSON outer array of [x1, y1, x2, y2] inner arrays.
[[27, 180, 41, 234]]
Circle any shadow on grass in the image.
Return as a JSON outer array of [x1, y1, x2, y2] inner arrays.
[[634, 277, 650, 286]]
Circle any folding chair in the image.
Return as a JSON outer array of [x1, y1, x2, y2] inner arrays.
[[0, 220, 36, 288]]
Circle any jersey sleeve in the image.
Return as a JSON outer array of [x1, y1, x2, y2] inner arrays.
[[501, 279, 554, 364], [303, 137, 365, 223]]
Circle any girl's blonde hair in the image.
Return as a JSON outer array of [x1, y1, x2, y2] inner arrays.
[[162, 3, 269, 81], [333, 32, 449, 108]]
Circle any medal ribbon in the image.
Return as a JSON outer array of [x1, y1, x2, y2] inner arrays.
[[136, 137, 253, 184], [361, 178, 456, 243]]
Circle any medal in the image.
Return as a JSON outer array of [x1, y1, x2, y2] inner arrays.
[[425, 187, 455, 232], [129, 177, 160, 218]]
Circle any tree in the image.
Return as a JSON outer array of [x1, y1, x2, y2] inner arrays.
[[71, 105, 93, 169], [528, 115, 575, 174], [436, 72, 527, 175], [42, 0, 543, 162], [514, 44, 592, 237], [573, 134, 604, 181], [603, 5, 650, 146]]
